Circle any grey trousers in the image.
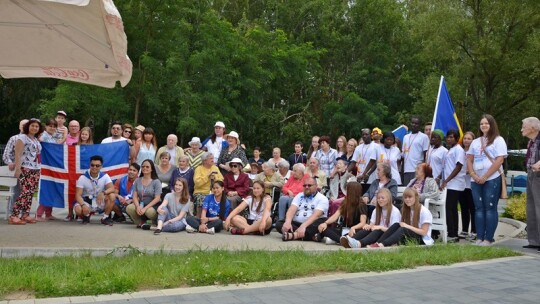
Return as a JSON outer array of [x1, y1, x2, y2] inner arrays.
[[526, 171, 540, 246]]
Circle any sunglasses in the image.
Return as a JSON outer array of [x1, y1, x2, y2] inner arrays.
[[230, 164, 240, 168], [90, 164, 102, 168], [124, 130, 132, 134], [303, 184, 315, 188]]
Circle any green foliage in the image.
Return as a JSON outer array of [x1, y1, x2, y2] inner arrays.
[[0, 246, 518, 299], [503, 193, 527, 222], [1, 0, 538, 155]]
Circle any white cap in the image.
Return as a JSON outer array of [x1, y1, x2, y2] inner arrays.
[[214, 121, 225, 128]]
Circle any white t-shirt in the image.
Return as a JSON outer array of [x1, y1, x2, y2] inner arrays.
[[427, 146, 448, 179], [291, 192, 329, 223], [443, 145, 466, 191], [246, 196, 267, 221], [402, 132, 430, 173], [369, 205, 401, 227], [466, 136, 507, 181], [167, 147, 177, 166], [76, 172, 112, 197], [204, 136, 224, 163], [463, 151, 472, 189], [101, 137, 128, 144], [352, 142, 377, 178], [375, 145, 402, 185], [417, 205, 433, 244]]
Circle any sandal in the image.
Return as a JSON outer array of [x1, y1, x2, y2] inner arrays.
[[22, 215, 37, 224], [8, 216, 26, 225], [230, 228, 244, 235], [154, 229, 162, 235], [282, 232, 295, 241]]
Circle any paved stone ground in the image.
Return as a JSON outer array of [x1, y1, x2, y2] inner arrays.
[[1, 198, 538, 304]]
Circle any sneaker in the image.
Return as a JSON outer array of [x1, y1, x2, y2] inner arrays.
[[206, 227, 215, 235], [100, 217, 113, 226], [63, 215, 74, 222], [113, 215, 127, 223], [82, 215, 90, 224], [458, 231, 469, 239], [479, 241, 492, 247], [340, 236, 351, 248], [347, 236, 360, 248], [154, 229, 162, 235], [447, 236, 459, 243], [76, 217, 83, 222], [185, 225, 197, 233], [467, 233, 477, 241], [324, 237, 337, 245], [141, 224, 151, 230], [475, 240, 483, 245]]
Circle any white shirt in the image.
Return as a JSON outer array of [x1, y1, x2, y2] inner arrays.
[[427, 145, 448, 179], [374, 145, 402, 185], [466, 136, 507, 181], [246, 196, 267, 221], [369, 205, 401, 227], [417, 205, 433, 244], [402, 132, 430, 173], [101, 137, 127, 144], [76, 172, 112, 197], [352, 142, 377, 177], [204, 136, 224, 163], [443, 145, 466, 191], [291, 192, 329, 223]]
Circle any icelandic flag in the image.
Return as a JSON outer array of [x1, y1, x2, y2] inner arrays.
[[392, 125, 408, 144], [432, 76, 463, 142], [38, 141, 130, 208]]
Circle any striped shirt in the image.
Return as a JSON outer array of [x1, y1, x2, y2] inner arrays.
[[187, 150, 204, 169]]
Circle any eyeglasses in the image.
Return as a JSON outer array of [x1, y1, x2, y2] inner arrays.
[[124, 130, 132, 134], [90, 164, 102, 168], [303, 184, 315, 188], [112, 127, 122, 130]]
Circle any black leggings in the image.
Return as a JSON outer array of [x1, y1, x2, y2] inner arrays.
[[352, 229, 384, 247], [186, 216, 224, 233], [446, 189, 461, 238], [459, 188, 476, 233], [321, 227, 347, 243], [377, 222, 423, 246]]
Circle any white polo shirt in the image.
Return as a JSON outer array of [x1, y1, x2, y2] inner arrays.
[[291, 192, 329, 223], [76, 171, 113, 197]]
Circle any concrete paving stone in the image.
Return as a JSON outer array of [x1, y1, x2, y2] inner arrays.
[[34, 297, 72, 304], [69, 296, 96, 303], [472, 292, 506, 300], [207, 296, 241, 304]]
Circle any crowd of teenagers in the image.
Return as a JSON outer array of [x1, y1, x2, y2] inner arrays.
[[6, 110, 537, 249]]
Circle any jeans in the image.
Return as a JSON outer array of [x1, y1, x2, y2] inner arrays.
[[278, 196, 294, 221], [471, 176, 501, 242], [185, 216, 224, 232]]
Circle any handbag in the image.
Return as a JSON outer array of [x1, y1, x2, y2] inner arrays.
[[483, 145, 508, 199]]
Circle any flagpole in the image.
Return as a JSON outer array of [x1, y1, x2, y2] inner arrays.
[[431, 75, 445, 128]]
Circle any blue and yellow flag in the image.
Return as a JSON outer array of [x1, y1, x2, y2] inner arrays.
[[432, 76, 463, 142]]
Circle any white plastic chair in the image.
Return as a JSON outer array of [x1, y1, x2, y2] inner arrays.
[[424, 187, 447, 244], [0, 166, 18, 220]]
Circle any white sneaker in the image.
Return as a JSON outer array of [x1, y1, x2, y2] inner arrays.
[[323, 237, 337, 245], [347, 236, 361, 248], [185, 225, 197, 233], [206, 227, 215, 235], [458, 231, 469, 238]]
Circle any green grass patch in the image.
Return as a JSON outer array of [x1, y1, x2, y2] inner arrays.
[[0, 245, 519, 299]]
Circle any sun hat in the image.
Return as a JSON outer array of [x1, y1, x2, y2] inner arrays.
[[225, 131, 240, 144], [189, 137, 202, 147], [135, 125, 145, 132]]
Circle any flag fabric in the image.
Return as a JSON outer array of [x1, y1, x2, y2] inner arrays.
[[38, 141, 130, 208], [392, 125, 408, 144], [432, 76, 463, 141]]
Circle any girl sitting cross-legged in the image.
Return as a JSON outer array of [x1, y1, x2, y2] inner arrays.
[[224, 181, 273, 235], [316, 182, 368, 245], [185, 180, 230, 234], [153, 177, 192, 235], [367, 187, 434, 248], [342, 188, 401, 248]]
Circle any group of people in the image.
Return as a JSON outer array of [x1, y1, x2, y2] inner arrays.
[[4, 110, 539, 250]]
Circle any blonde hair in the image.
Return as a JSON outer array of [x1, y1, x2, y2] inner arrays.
[[78, 127, 93, 145], [374, 188, 393, 226], [401, 188, 421, 227]]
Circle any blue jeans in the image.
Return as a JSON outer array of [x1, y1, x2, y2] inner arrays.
[[278, 196, 294, 221], [471, 176, 501, 242]]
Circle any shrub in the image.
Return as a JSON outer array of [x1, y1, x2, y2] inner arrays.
[[503, 193, 527, 222]]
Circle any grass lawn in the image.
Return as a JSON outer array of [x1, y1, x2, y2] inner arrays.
[[0, 244, 519, 299]]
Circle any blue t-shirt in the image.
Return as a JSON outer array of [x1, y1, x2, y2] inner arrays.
[[202, 194, 230, 218]]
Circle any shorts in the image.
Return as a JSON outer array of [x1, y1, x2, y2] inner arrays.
[[246, 219, 272, 235]]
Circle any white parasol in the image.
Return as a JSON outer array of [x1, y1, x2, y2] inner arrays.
[[0, 0, 132, 88]]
